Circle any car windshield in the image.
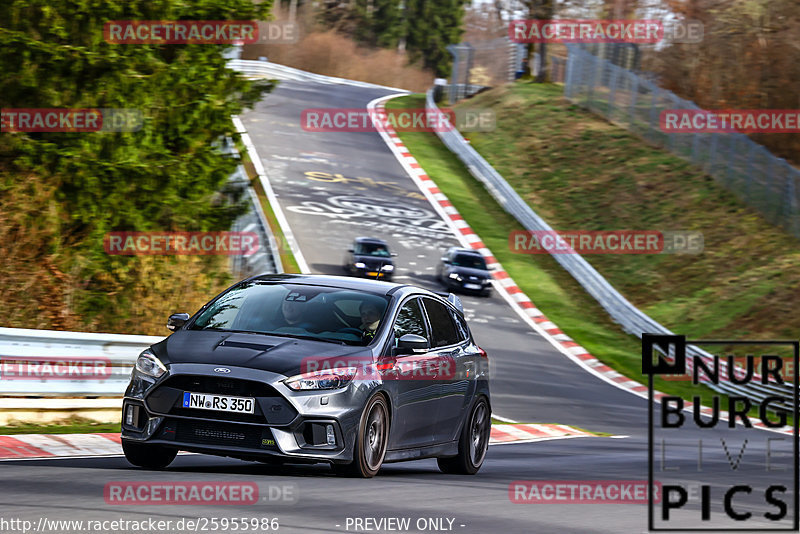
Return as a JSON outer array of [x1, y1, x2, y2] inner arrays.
[[451, 254, 487, 270], [354, 242, 391, 257], [190, 282, 390, 346]]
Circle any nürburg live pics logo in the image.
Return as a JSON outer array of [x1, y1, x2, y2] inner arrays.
[[643, 334, 799, 531]]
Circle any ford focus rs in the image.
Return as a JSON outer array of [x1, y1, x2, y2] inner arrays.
[[121, 274, 491, 477]]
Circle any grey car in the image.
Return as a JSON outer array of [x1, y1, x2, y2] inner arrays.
[[121, 274, 491, 477]]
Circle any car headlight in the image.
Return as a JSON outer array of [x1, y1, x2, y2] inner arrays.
[[284, 367, 359, 391], [354, 262, 367, 269], [482, 278, 492, 284], [135, 350, 167, 378], [448, 273, 462, 281], [381, 264, 394, 271]]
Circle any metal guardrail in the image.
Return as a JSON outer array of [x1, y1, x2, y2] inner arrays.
[[226, 59, 409, 93], [0, 327, 161, 396], [223, 136, 283, 277], [425, 89, 795, 410]]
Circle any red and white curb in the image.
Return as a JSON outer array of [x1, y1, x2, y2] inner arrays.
[[490, 424, 595, 445], [368, 95, 792, 437], [0, 433, 121, 460], [0, 424, 592, 460]]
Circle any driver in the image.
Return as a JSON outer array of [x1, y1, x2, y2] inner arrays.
[[275, 294, 314, 330], [359, 301, 381, 341]]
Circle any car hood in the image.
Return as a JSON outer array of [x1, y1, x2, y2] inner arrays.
[[152, 330, 374, 377], [449, 265, 490, 279]]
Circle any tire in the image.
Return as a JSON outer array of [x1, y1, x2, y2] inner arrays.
[[332, 395, 389, 478], [122, 440, 177, 469], [437, 396, 490, 475]]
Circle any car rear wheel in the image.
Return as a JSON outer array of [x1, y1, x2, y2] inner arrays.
[[437, 397, 490, 475], [332, 395, 389, 478], [122, 440, 177, 469]]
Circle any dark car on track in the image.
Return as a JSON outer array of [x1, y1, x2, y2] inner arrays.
[[121, 274, 491, 478], [343, 237, 397, 281], [437, 247, 493, 297]]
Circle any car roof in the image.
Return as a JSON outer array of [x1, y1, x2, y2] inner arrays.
[[243, 274, 464, 315], [245, 273, 406, 295], [354, 236, 389, 245], [449, 247, 483, 256]]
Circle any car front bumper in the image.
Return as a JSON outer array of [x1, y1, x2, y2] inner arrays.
[[444, 278, 492, 294], [121, 363, 376, 464]]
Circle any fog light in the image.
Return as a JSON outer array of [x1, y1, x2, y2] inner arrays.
[[125, 404, 140, 428], [326, 425, 335, 446]]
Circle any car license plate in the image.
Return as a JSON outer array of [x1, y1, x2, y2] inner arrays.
[[182, 392, 255, 414], [464, 283, 482, 290], [366, 272, 378, 277]]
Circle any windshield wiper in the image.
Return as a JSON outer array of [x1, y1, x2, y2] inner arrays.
[[194, 328, 355, 346]]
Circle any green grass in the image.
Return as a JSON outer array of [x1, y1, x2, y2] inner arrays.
[[386, 88, 799, 411], [240, 152, 301, 274]]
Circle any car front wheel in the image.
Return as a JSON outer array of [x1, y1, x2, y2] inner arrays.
[[122, 440, 178, 469], [332, 395, 389, 478], [437, 396, 490, 475]]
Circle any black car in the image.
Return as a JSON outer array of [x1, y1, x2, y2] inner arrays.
[[437, 247, 493, 296], [121, 274, 491, 478], [343, 237, 397, 281]]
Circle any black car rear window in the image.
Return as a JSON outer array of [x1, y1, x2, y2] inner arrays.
[[191, 282, 390, 346]]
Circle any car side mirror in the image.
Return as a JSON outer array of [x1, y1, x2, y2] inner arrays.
[[396, 334, 428, 354], [347, 248, 354, 253], [441, 257, 449, 263], [391, 252, 398, 257], [167, 313, 190, 331]]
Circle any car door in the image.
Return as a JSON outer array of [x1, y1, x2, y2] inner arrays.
[[420, 298, 474, 444], [382, 297, 441, 450]]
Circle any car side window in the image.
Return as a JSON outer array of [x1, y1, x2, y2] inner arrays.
[[450, 310, 470, 343], [423, 299, 460, 348], [393, 298, 428, 343]]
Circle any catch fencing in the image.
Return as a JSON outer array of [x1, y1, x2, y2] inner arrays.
[[564, 44, 800, 238]]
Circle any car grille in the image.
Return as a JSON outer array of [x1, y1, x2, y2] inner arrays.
[[161, 375, 280, 397], [169, 406, 266, 424], [174, 420, 263, 449]]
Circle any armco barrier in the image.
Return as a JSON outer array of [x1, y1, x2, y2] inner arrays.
[[226, 59, 409, 93], [424, 88, 795, 409], [0, 327, 161, 396]]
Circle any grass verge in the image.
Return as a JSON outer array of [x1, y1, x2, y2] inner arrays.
[[240, 151, 301, 273]]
